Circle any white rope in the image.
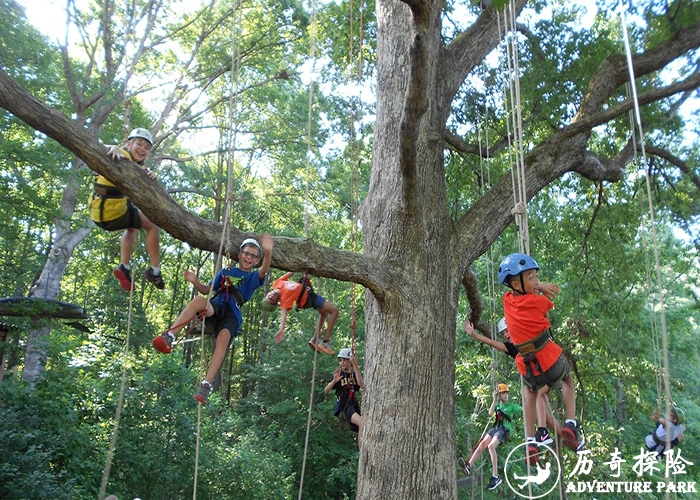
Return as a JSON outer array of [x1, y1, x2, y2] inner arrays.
[[192, 1, 242, 497], [98, 261, 136, 500], [298, 0, 319, 497], [618, 0, 674, 462]]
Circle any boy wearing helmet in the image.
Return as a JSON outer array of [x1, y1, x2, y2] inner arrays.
[[645, 407, 686, 459], [262, 272, 339, 355], [464, 317, 560, 444], [89, 127, 164, 290], [498, 252, 583, 461], [152, 235, 273, 404], [458, 383, 521, 491], [324, 348, 363, 446]]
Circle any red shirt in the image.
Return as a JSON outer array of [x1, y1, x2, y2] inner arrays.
[[503, 291, 562, 376]]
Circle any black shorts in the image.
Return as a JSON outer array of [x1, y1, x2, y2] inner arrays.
[[203, 302, 239, 341], [300, 289, 326, 310], [523, 355, 571, 392], [334, 399, 361, 432], [94, 200, 143, 231]]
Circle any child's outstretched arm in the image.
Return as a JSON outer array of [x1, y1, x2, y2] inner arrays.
[[275, 308, 289, 344], [465, 319, 508, 354], [184, 269, 212, 295], [324, 368, 342, 395], [350, 356, 364, 389], [536, 283, 561, 300], [257, 234, 274, 279]]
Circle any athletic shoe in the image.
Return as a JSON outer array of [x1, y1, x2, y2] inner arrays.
[[194, 380, 212, 405], [534, 427, 553, 446], [113, 264, 133, 291], [316, 340, 335, 355], [486, 475, 503, 491], [458, 456, 471, 476], [152, 332, 175, 354], [308, 337, 319, 351], [561, 421, 582, 451], [525, 443, 540, 465], [143, 267, 165, 289]]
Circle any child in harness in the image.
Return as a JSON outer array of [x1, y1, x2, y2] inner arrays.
[[645, 407, 685, 459], [459, 383, 521, 491], [324, 348, 363, 446]]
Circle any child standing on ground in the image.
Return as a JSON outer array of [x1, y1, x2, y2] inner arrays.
[[459, 383, 521, 491], [152, 235, 273, 404], [324, 348, 363, 446], [498, 253, 583, 463], [89, 127, 164, 290], [645, 407, 686, 459], [262, 272, 339, 355]]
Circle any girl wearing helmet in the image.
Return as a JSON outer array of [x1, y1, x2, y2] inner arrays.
[[458, 383, 521, 491], [89, 127, 164, 290], [324, 348, 363, 446], [645, 407, 686, 459]]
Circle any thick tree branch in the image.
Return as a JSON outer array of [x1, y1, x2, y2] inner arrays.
[[0, 68, 388, 299]]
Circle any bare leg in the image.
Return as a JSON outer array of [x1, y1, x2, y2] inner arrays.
[[120, 228, 138, 266], [468, 435, 492, 465], [487, 436, 502, 477], [205, 328, 231, 383], [139, 211, 161, 268], [319, 301, 339, 341], [169, 297, 212, 335], [351, 412, 363, 447], [561, 374, 576, 420]]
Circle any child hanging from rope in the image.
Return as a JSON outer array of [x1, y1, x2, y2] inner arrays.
[[464, 317, 561, 444], [324, 347, 363, 446], [152, 235, 273, 404], [498, 253, 584, 463], [645, 407, 686, 459], [262, 272, 339, 355], [458, 383, 521, 491], [89, 127, 165, 291]]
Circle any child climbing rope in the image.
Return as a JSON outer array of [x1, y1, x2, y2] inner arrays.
[[465, 317, 561, 443], [152, 235, 273, 404], [645, 407, 686, 459], [458, 383, 521, 491], [324, 347, 363, 446], [498, 252, 584, 463], [262, 272, 339, 355], [89, 127, 165, 291]]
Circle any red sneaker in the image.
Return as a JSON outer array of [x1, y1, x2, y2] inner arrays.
[[152, 332, 174, 354]]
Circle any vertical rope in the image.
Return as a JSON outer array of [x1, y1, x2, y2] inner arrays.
[[298, 1, 319, 497], [98, 275, 135, 500], [193, 2, 241, 497], [618, 0, 673, 462]]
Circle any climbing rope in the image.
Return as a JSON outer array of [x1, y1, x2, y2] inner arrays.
[[298, 0, 319, 497], [618, 0, 674, 456], [192, 2, 243, 498], [98, 260, 137, 500]]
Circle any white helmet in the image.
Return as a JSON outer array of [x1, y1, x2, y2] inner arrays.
[[497, 317, 508, 333], [240, 238, 261, 252], [127, 127, 153, 145], [337, 348, 352, 359]]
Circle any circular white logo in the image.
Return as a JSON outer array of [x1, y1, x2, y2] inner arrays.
[[504, 442, 561, 499]]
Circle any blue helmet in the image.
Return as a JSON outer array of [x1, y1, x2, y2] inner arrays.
[[498, 253, 539, 287]]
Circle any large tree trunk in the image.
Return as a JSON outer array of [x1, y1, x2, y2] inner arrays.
[[22, 174, 92, 385], [357, 0, 461, 497]]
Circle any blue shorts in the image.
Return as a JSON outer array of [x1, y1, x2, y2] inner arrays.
[[300, 290, 326, 310]]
